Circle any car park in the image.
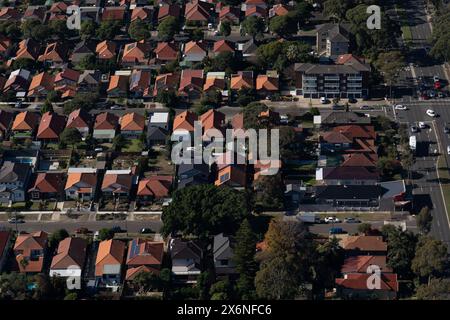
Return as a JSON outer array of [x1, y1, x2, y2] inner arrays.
[[426, 109, 436, 117]]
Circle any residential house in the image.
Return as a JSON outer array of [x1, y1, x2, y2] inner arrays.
[[77, 70, 102, 93], [38, 42, 68, 68], [147, 127, 168, 146], [213, 233, 236, 275], [11, 111, 40, 139], [245, 0, 268, 10], [219, 6, 240, 24], [149, 112, 169, 130], [185, 0, 213, 23], [54, 68, 80, 98], [0, 35, 12, 60], [177, 163, 210, 189], [172, 110, 198, 141], [316, 166, 379, 185], [0, 231, 11, 272], [335, 273, 398, 300], [36, 112, 66, 142], [154, 42, 178, 63], [49, 2, 68, 21], [245, 6, 267, 18], [14, 39, 40, 61], [269, 3, 290, 17], [102, 6, 126, 21], [200, 109, 225, 139], [314, 185, 384, 208], [131, 7, 153, 22], [0, 110, 13, 140], [0, 7, 21, 21], [215, 165, 246, 189], [65, 167, 98, 201], [93, 112, 119, 141], [237, 38, 258, 62], [157, 4, 181, 22], [213, 39, 235, 56], [96, 40, 117, 60], [129, 69, 151, 98], [95, 239, 126, 289], [294, 56, 371, 99], [49, 237, 87, 279], [101, 169, 134, 200], [22, 6, 46, 22], [319, 111, 372, 126], [3, 69, 31, 94], [183, 41, 207, 63], [125, 239, 164, 281], [13, 231, 48, 274], [107, 75, 128, 98], [316, 23, 350, 59], [178, 69, 204, 101], [27, 72, 55, 99], [70, 40, 96, 64], [340, 236, 388, 256], [319, 125, 376, 154], [256, 71, 279, 97], [28, 172, 65, 201], [122, 40, 151, 66], [203, 72, 226, 94], [66, 108, 92, 138], [230, 71, 253, 91], [119, 112, 145, 139], [137, 175, 172, 204], [170, 238, 203, 283], [341, 255, 392, 275], [152, 72, 179, 97]]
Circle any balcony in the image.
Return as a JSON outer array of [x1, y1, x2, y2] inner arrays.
[[347, 76, 363, 81], [303, 76, 317, 81], [324, 76, 340, 81], [347, 82, 362, 88]]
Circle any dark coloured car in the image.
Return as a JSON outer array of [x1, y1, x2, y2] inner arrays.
[[411, 125, 419, 133], [444, 126, 450, 134], [140, 228, 154, 234], [360, 105, 372, 110], [348, 98, 357, 103], [329, 227, 346, 235], [344, 217, 361, 223]]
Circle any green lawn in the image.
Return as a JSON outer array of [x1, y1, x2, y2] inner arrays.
[[122, 139, 144, 153]]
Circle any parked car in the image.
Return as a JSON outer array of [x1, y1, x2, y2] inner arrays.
[[394, 104, 407, 110], [324, 216, 341, 223], [110, 105, 125, 110], [447, 146, 450, 155], [320, 97, 327, 104], [444, 125, 450, 134], [8, 217, 25, 224], [329, 227, 346, 235], [14, 101, 23, 108], [140, 228, 153, 234], [76, 227, 90, 234], [344, 217, 361, 223], [418, 122, 427, 129], [433, 75, 440, 82], [348, 98, 357, 103], [410, 125, 418, 133], [360, 105, 372, 110], [434, 81, 441, 90], [426, 109, 437, 117]]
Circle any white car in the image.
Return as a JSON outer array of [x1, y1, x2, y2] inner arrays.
[[447, 146, 450, 155], [434, 75, 440, 82], [324, 217, 341, 224], [394, 104, 407, 110], [426, 109, 437, 117], [320, 97, 327, 104], [418, 122, 427, 129]]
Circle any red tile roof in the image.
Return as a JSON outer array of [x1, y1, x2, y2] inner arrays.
[[185, 0, 213, 21], [341, 255, 392, 274], [51, 237, 87, 270], [173, 110, 198, 132], [340, 236, 387, 252], [28, 172, 65, 194], [66, 108, 91, 130], [137, 175, 172, 198], [213, 39, 235, 53], [126, 238, 164, 269], [154, 42, 178, 61], [94, 112, 119, 130], [37, 112, 66, 140], [335, 273, 398, 292]]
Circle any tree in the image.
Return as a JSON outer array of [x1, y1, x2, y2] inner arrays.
[[64, 292, 78, 300], [416, 278, 450, 300], [210, 278, 234, 300], [11, 58, 37, 70], [196, 271, 214, 300], [242, 102, 266, 128], [412, 236, 448, 284], [254, 173, 285, 210], [48, 229, 69, 249], [0, 272, 29, 300], [21, 19, 50, 41], [236, 88, 257, 108], [233, 219, 258, 299], [219, 21, 231, 36], [98, 228, 114, 241], [312, 237, 344, 293], [128, 19, 151, 40], [157, 16, 179, 41], [357, 223, 372, 235], [416, 206, 433, 234], [49, 19, 69, 39], [323, 0, 348, 21], [269, 15, 296, 37], [132, 271, 160, 293], [375, 51, 405, 90], [204, 51, 238, 74], [96, 20, 122, 40], [63, 93, 99, 114], [161, 185, 249, 239], [255, 219, 315, 299], [156, 90, 179, 109], [241, 16, 265, 40], [60, 128, 82, 147], [80, 20, 96, 39], [41, 101, 54, 115], [384, 227, 418, 279], [0, 20, 22, 39], [112, 134, 127, 151], [200, 90, 222, 108]]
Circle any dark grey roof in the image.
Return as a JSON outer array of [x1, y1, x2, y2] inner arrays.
[[0, 161, 30, 183], [321, 111, 372, 125], [72, 40, 96, 55], [170, 238, 203, 260], [147, 126, 167, 141], [241, 38, 258, 54], [315, 185, 384, 200], [213, 233, 234, 261], [178, 163, 209, 178], [316, 23, 351, 42], [295, 63, 361, 74], [78, 70, 101, 85], [378, 180, 406, 199]]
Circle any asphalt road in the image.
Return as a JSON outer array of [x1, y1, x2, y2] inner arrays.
[[0, 220, 163, 234]]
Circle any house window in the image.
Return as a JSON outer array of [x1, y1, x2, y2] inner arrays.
[[32, 191, 40, 200], [220, 259, 229, 266]]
